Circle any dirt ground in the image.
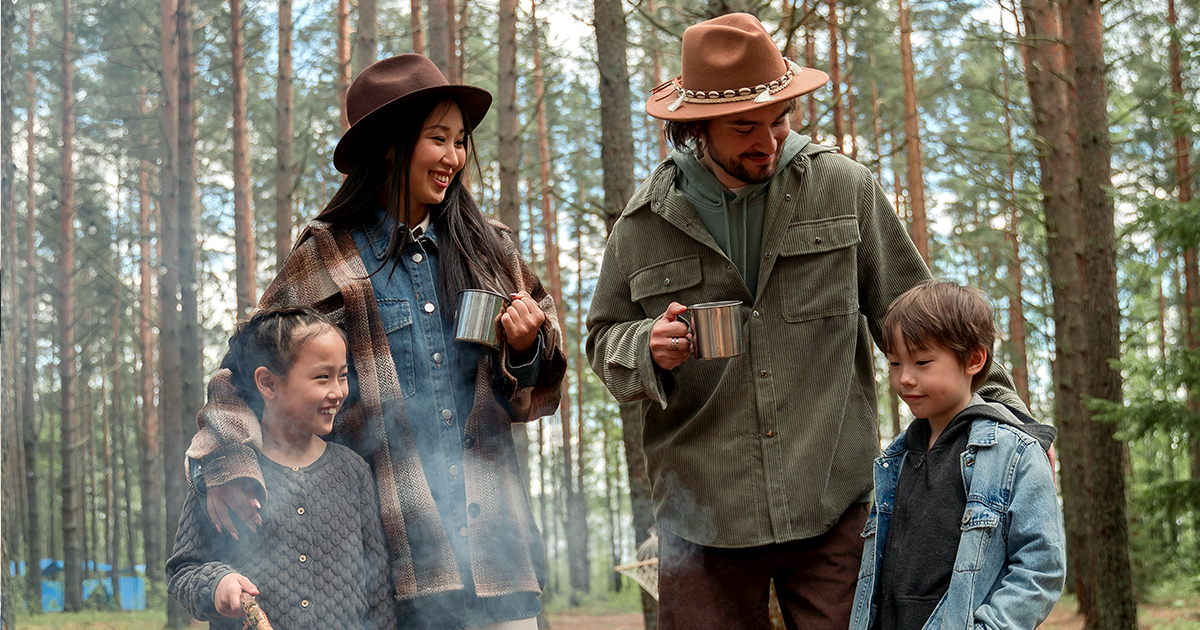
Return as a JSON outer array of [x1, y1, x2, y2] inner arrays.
[[546, 612, 645, 630]]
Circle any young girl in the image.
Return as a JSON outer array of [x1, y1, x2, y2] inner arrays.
[[168, 306, 395, 630], [184, 54, 567, 630]]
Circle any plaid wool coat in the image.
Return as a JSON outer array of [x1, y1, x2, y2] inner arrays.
[[186, 218, 567, 601]]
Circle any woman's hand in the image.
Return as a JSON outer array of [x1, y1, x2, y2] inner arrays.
[[206, 478, 262, 541], [501, 291, 545, 354], [214, 573, 259, 618]]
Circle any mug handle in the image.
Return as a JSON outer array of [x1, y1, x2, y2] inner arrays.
[[676, 311, 697, 358]]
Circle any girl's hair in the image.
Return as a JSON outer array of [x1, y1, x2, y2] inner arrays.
[[220, 305, 348, 416], [311, 95, 521, 314], [880, 279, 996, 391]]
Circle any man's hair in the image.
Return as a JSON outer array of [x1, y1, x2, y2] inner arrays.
[[880, 279, 996, 391], [661, 99, 798, 157]]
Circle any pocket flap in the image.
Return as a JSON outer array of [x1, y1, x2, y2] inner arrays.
[[630, 255, 703, 301], [377, 298, 413, 334], [779, 216, 860, 256], [960, 502, 1002, 530]]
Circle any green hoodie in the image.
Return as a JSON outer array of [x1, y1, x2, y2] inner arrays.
[[672, 130, 809, 297]]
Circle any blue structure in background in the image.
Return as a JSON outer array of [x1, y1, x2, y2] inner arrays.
[[8, 559, 147, 612]]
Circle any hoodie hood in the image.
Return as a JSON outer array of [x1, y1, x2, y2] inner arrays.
[[671, 131, 810, 296], [960, 394, 1057, 452]]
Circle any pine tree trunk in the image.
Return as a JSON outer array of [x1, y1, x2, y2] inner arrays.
[[408, 0, 423, 55], [827, 0, 842, 150], [446, 0, 458, 83], [59, 0, 84, 607], [898, 0, 928, 265], [22, 7, 44, 601], [456, 2, 468, 82], [647, 0, 667, 162], [354, 0, 377, 74], [574, 218, 591, 594], [842, 34, 857, 159], [276, 0, 295, 268], [103, 308, 121, 603], [137, 87, 163, 592], [231, 0, 256, 318], [1000, 2, 1030, 406], [1, 0, 14, 620], [497, 0, 519, 238], [804, 0, 817, 142], [1067, 0, 1138, 625], [159, 0, 183, 612], [338, 0, 352, 129], [427, 0, 451, 76]]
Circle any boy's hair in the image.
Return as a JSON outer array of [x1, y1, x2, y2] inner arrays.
[[220, 305, 347, 416], [880, 280, 996, 391]]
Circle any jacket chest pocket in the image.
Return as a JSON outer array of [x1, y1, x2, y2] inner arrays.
[[954, 501, 1002, 572], [377, 298, 418, 398], [629, 255, 703, 316], [775, 217, 860, 323]]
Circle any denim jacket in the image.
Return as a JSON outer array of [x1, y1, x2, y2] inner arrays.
[[850, 398, 1065, 630]]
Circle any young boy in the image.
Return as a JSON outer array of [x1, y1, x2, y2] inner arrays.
[[849, 280, 1065, 630]]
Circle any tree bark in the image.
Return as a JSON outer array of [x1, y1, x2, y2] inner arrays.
[[1, 0, 14, 619], [22, 6, 44, 601], [354, 0, 377, 74], [59, 0, 84, 607], [898, 0, 928, 265], [137, 86, 163, 593], [409, 0, 424, 55], [1067, 0, 1138, 625], [804, 0, 817, 141], [339, 0, 352, 129], [276, 0, 295, 269], [1000, 1, 1030, 407], [648, 0, 667, 162], [427, 0, 451, 76], [827, 0, 842, 151], [497, 0, 519, 239], [446, 0, 458, 83], [231, 0, 256, 319]]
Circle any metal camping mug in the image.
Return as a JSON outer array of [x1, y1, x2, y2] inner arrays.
[[679, 300, 744, 360], [455, 289, 510, 349]]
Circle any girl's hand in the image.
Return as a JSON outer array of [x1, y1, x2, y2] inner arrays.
[[214, 573, 259, 618], [501, 291, 545, 354]]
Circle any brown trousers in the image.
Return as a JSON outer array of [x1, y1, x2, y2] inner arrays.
[[657, 503, 869, 630]]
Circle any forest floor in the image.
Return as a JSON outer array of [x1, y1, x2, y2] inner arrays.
[[9, 594, 1200, 629]]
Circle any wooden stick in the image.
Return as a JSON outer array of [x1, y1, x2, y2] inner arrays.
[[240, 592, 275, 630]]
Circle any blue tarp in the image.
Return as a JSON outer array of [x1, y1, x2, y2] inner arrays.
[[30, 577, 146, 612], [8, 559, 147, 577]]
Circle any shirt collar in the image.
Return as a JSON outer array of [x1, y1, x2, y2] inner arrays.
[[364, 209, 438, 261]]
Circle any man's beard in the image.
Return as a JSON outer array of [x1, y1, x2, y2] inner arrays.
[[705, 141, 780, 185]]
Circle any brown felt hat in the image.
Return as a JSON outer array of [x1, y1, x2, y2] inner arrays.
[[646, 13, 829, 122], [334, 54, 492, 174]]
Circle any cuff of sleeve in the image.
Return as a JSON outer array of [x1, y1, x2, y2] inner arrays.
[[198, 567, 240, 621], [200, 446, 268, 503], [637, 320, 669, 409], [507, 330, 544, 387]]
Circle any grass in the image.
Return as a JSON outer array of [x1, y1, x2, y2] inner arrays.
[[12, 610, 171, 630]]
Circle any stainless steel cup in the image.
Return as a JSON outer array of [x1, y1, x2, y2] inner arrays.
[[455, 289, 510, 348], [680, 300, 744, 360]]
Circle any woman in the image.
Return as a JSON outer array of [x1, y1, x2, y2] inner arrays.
[[185, 54, 567, 630]]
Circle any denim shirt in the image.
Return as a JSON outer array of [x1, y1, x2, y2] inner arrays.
[[849, 398, 1065, 630], [352, 212, 541, 630]]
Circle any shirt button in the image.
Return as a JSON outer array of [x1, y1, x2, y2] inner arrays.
[[785, 194, 792, 201], [663, 278, 671, 286], [459, 527, 468, 537], [449, 465, 460, 477], [442, 409, 453, 420], [301, 599, 310, 608], [424, 302, 436, 313], [727, 265, 733, 272], [764, 252, 772, 258], [299, 554, 307, 563], [297, 507, 305, 515], [468, 503, 481, 517], [463, 434, 475, 449], [433, 352, 444, 364], [413, 253, 424, 263], [765, 430, 776, 438], [759, 370, 768, 378], [814, 236, 823, 245], [752, 310, 760, 318]]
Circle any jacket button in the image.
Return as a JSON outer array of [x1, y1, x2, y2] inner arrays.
[[449, 465, 460, 477], [814, 237, 822, 245], [764, 252, 772, 258], [752, 310, 760, 318], [663, 278, 670, 286], [962, 511, 971, 524], [413, 253, 424, 263], [299, 554, 307, 563], [301, 599, 310, 608], [463, 434, 475, 449], [469, 503, 481, 517], [459, 527, 469, 537], [442, 409, 453, 420], [785, 194, 792, 201], [759, 370, 768, 378], [297, 507, 305, 515], [765, 430, 776, 438], [424, 302, 436, 313]]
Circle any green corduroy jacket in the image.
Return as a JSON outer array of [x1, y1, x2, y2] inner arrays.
[[586, 142, 1027, 548]]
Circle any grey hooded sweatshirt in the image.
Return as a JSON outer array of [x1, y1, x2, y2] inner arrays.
[[672, 131, 810, 297]]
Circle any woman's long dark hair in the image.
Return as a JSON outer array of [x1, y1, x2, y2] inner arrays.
[[313, 95, 520, 314]]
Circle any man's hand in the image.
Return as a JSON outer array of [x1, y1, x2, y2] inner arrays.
[[214, 573, 259, 618], [206, 478, 262, 541], [651, 303, 692, 370], [502, 291, 545, 354]]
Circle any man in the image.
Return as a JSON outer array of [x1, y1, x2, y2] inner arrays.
[[585, 13, 1030, 630]]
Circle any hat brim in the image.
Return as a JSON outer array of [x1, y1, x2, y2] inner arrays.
[[645, 67, 829, 122], [334, 84, 492, 174]]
